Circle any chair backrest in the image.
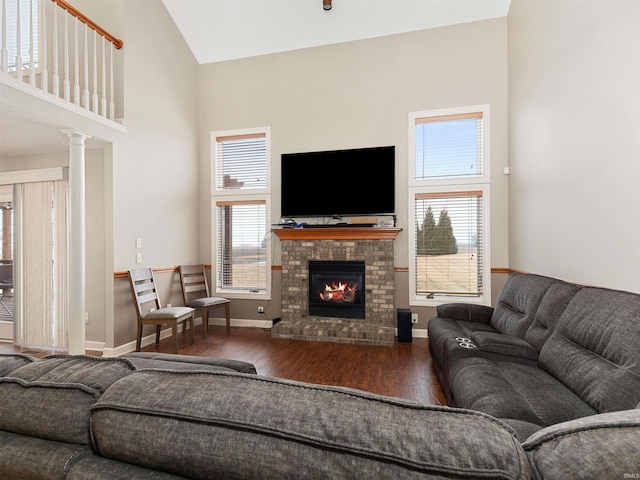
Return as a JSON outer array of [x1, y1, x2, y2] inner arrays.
[[128, 268, 162, 319], [0, 263, 12, 286], [179, 264, 210, 304]]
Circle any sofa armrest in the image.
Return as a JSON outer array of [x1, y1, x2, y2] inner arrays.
[[470, 331, 539, 361], [522, 409, 640, 478], [436, 303, 494, 324]]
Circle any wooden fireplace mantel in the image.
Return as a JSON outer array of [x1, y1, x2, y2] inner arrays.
[[272, 227, 402, 241]]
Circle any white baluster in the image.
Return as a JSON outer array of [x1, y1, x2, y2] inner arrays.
[[1, 0, 7, 73], [92, 29, 97, 113], [100, 36, 107, 117], [52, 2, 59, 97], [29, 0, 35, 86], [63, 10, 70, 101], [40, 0, 48, 94], [73, 16, 79, 105], [15, 0, 22, 78], [83, 22, 89, 109], [109, 43, 115, 120]]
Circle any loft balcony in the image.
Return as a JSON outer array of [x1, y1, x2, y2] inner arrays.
[[1, 0, 124, 131]]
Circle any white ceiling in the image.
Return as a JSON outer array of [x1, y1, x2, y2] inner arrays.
[[1, 0, 511, 160], [161, 0, 512, 64]]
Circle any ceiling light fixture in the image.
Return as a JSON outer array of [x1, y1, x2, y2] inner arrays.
[[323, 0, 332, 11]]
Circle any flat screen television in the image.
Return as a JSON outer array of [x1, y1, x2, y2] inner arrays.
[[280, 146, 395, 219]]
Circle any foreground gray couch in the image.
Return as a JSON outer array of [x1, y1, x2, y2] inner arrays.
[[428, 272, 640, 443], [1, 345, 639, 478]]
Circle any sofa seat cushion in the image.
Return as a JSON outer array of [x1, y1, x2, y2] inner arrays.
[[67, 455, 191, 480], [0, 430, 92, 480], [470, 332, 539, 361], [428, 317, 499, 368], [522, 409, 640, 479], [122, 352, 257, 374], [0, 353, 37, 376], [539, 287, 640, 414], [448, 357, 597, 439], [91, 370, 530, 480], [0, 355, 136, 444], [428, 316, 539, 405]]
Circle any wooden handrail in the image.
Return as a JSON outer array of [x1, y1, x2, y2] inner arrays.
[[53, 0, 123, 49]]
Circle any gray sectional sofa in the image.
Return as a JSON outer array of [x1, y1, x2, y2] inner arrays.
[[0, 274, 638, 479], [428, 272, 640, 441]]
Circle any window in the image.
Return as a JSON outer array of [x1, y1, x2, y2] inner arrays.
[[1, 0, 40, 71], [211, 128, 271, 298], [409, 106, 490, 306]]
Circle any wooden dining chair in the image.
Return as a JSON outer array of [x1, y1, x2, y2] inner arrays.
[[179, 264, 231, 337], [128, 268, 195, 353]]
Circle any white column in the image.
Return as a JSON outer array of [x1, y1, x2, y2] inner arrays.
[[63, 130, 91, 355]]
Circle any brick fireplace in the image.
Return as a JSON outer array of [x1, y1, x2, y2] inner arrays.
[[272, 227, 401, 346]]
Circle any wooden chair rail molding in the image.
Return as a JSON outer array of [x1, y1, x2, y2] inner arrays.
[[114, 266, 515, 278], [54, 0, 123, 49], [114, 265, 212, 279]]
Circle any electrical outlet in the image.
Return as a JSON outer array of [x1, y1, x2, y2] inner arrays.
[[257, 306, 265, 315], [411, 313, 419, 324], [136, 253, 142, 264]]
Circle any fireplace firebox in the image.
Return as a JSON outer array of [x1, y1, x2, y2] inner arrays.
[[308, 261, 365, 319]]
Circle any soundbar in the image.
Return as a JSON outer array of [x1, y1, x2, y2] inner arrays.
[[298, 223, 373, 228]]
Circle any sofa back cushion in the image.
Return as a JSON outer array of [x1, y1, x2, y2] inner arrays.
[[539, 287, 640, 413], [491, 274, 559, 338], [91, 370, 530, 480], [0, 353, 37, 376], [523, 281, 581, 351], [0, 355, 136, 444]]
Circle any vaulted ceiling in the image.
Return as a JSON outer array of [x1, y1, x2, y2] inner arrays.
[[161, 0, 511, 64]]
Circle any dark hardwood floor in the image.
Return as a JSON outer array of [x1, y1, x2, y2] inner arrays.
[[0, 325, 446, 405]]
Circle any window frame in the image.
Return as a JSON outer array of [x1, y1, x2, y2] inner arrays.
[[211, 127, 271, 300], [408, 105, 491, 307]]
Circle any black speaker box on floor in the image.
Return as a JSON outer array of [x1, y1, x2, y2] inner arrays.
[[397, 308, 412, 342]]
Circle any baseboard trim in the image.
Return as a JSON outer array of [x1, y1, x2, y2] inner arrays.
[[99, 317, 272, 357], [97, 320, 425, 357]]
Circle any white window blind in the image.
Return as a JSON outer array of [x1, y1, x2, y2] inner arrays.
[[409, 106, 490, 305], [414, 191, 484, 298], [215, 200, 267, 292], [13, 181, 68, 348], [212, 128, 270, 297], [1, 0, 40, 71], [415, 112, 483, 180], [215, 133, 267, 192]]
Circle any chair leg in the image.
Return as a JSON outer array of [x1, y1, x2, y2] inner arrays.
[[155, 325, 161, 345], [172, 322, 178, 354], [136, 324, 143, 352], [225, 302, 231, 335], [189, 313, 194, 345], [202, 308, 209, 339]]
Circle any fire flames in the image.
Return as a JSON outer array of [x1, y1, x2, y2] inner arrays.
[[319, 281, 357, 303]]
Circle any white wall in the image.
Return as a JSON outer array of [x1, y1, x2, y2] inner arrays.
[[199, 20, 509, 259], [197, 19, 509, 323], [106, 0, 200, 348], [508, 0, 640, 292]]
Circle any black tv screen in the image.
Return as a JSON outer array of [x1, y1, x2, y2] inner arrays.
[[281, 146, 395, 218]]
